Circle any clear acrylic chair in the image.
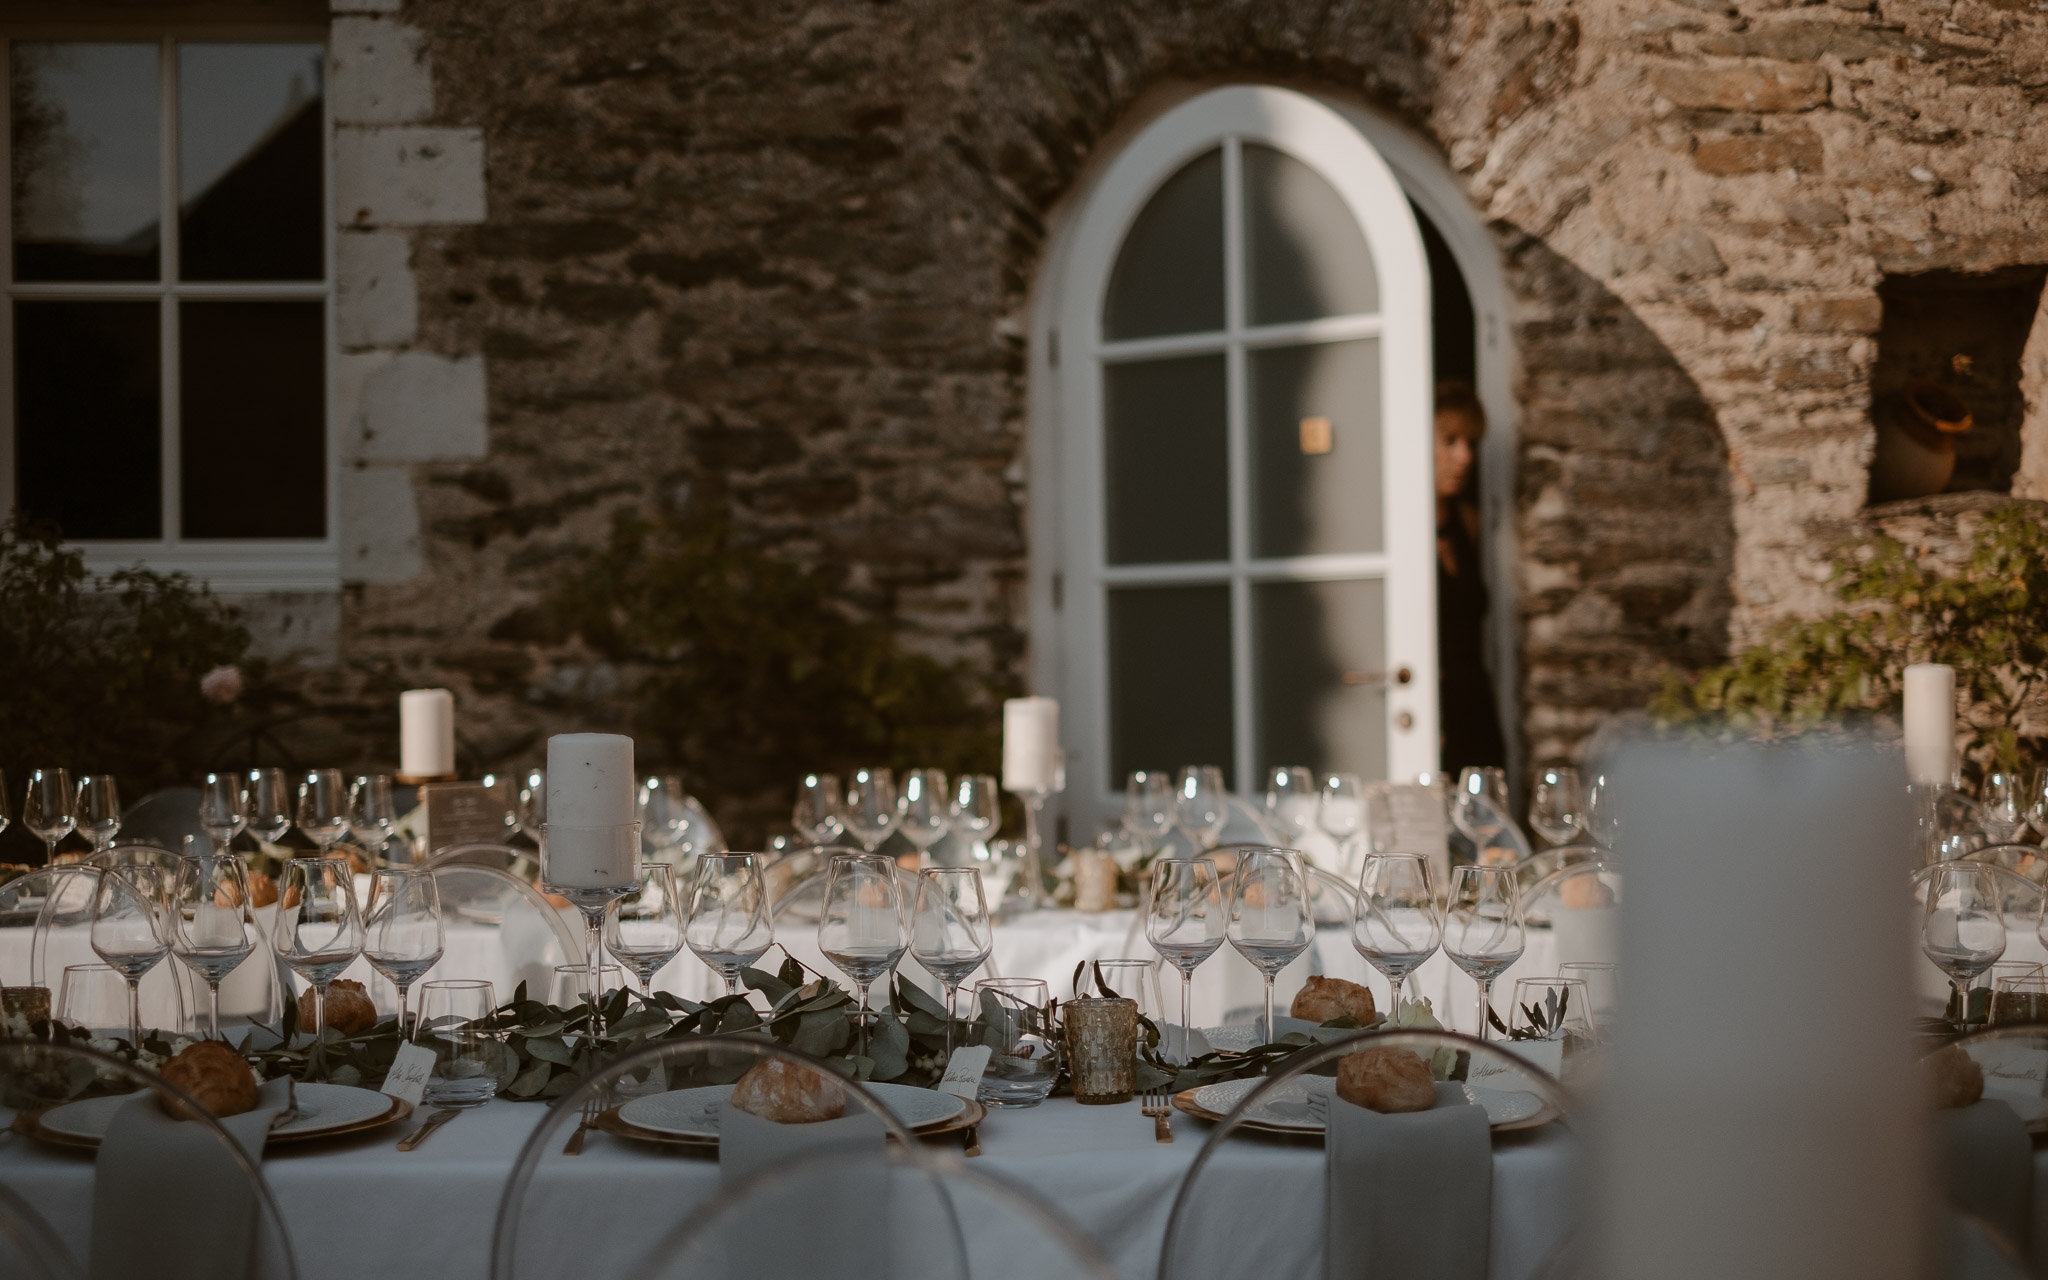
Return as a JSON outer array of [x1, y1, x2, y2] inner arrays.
[[424, 842, 535, 876], [1159, 1028, 1577, 1280], [0, 1040, 297, 1279], [18, 866, 194, 1033], [425, 863, 580, 1001], [1962, 842, 2048, 886], [116, 786, 208, 850]]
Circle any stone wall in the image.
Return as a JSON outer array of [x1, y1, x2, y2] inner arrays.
[[286, 0, 2048, 801]]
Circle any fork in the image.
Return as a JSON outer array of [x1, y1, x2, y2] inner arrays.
[[562, 1094, 601, 1155], [1141, 1086, 1173, 1143]]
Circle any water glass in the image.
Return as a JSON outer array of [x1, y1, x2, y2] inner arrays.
[[793, 773, 843, 845], [365, 867, 445, 1035], [167, 840, 256, 1038], [57, 963, 135, 1031], [843, 769, 899, 853], [1991, 971, 2048, 1026], [274, 856, 365, 1048], [1559, 960, 1619, 1030], [1507, 976, 1595, 1043], [818, 852, 906, 1055], [75, 775, 122, 853], [91, 865, 168, 1045], [911, 867, 993, 1053], [1226, 847, 1314, 1036], [1529, 767, 1586, 846], [683, 855, 770, 995], [1923, 862, 2005, 1029], [416, 979, 501, 1107], [24, 768, 76, 862], [297, 770, 352, 851], [1351, 853, 1442, 1016], [975, 977, 1058, 1108], [898, 768, 951, 857], [1146, 858, 1226, 1062], [549, 964, 625, 1007], [1444, 864, 1526, 1038], [198, 772, 248, 846], [1123, 770, 1176, 851], [949, 774, 1001, 843], [245, 768, 294, 844], [1176, 766, 1228, 849]]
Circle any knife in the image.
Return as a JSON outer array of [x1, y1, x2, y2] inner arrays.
[[397, 1108, 461, 1151]]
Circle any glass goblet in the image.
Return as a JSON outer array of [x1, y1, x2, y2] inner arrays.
[[167, 838, 256, 1038], [75, 774, 122, 854], [1529, 766, 1586, 847], [1225, 847, 1314, 1037], [793, 772, 844, 846], [274, 856, 365, 1065], [1146, 857, 1225, 1063], [897, 768, 951, 861], [91, 864, 168, 1045], [1176, 766, 1228, 850], [949, 774, 1001, 845], [602, 860, 686, 994], [1319, 773, 1366, 867], [1351, 852, 1441, 1017], [1261, 767, 1318, 843], [24, 768, 76, 863], [1982, 772, 2025, 844], [682, 855, 767, 996], [843, 768, 899, 853], [911, 866, 993, 1055], [297, 770, 353, 852], [365, 867, 445, 1036], [1444, 863, 1527, 1039], [198, 772, 248, 849], [818, 852, 906, 1056], [1123, 770, 1175, 853], [245, 768, 294, 846], [350, 774, 402, 858]]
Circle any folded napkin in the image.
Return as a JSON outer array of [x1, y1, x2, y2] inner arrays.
[[1938, 1099, 2032, 1262], [718, 1102, 888, 1280], [1325, 1081, 1491, 1280], [92, 1075, 295, 1280]]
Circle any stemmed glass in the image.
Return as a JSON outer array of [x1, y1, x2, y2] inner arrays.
[[640, 774, 695, 855], [24, 769, 76, 863], [364, 867, 445, 1036], [75, 775, 122, 854], [818, 852, 906, 1056], [90, 865, 168, 1046], [274, 856, 366, 1066], [1443, 864, 1527, 1038], [1176, 766, 1228, 850], [1145, 858, 1226, 1062], [1925, 862, 2005, 1029], [297, 770, 353, 853], [910, 867, 993, 1056], [794, 773, 844, 845], [607, 862, 689, 996], [245, 768, 294, 846], [897, 768, 951, 861], [1585, 773, 1619, 850], [1350, 853, 1442, 1017], [949, 774, 1001, 846], [2029, 769, 2048, 842], [843, 768, 899, 853], [1123, 770, 1176, 853], [1981, 773, 2025, 844], [1225, 847, 1314, 1037], [683, 855, 769, 996], [1450, 766, 1510, 848], [167, 838, 256, 1038], [514, 767, 547, 841], [350, 774, 401, 859], [1529, 767, 1586, 847], [1261, 767, 1318, 843], [1319, 773, 1366, 867], [198, 773, 247, 850]]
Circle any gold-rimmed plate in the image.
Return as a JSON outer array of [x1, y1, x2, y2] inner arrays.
[[1171, 1083, 1558, 1136], [18, 1084, 412, 1152], [594, 1094, 986, 1151]]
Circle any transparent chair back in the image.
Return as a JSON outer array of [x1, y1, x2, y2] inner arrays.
[[27, 865, 193, 1034], [1518, 861, 1621, 971], [1160, 1029, 1577, 1280], [117, 786, 209, 850], [424, 842, 535, 876], [429, 864, 579, 1001], [1963, 843, 2048, 886], [768, 847, 911, 927], [2, 867, 97, 988], [0, 1040, 297, 1279]]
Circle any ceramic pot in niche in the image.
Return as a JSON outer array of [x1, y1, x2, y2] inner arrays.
[[1869, 383, 1971, 502]]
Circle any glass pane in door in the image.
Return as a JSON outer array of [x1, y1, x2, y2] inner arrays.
[[1248, 339, 1382, 558], [181, 301, 326, 538], [1103, 149, 1224, 340], [179, 44, 325, 282], [1109, 584, 1233, 789], [11, 44, 161, 282], [1242, 143, 1377, 326], [1104, 354, 1229, 565], [1253, 577, 1386, 781], [14, 300, 162, 538]]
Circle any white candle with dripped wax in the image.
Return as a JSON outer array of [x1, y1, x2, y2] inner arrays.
[[543, 733, 640, 891], [400, 688, 456, 778], [1002, 697, 1061, 794], [1902, 663, 1956, 785]]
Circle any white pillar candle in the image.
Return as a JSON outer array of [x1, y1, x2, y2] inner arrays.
[[544, 823, 640, 892], [1002, 697, 1061, 793], [1902, 662, 1956, 785], [400, 688, 456, 778], [546, 733, 635, 827]]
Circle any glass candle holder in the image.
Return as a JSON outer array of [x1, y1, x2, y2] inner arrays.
[[1063, 996, 1137, 1105]]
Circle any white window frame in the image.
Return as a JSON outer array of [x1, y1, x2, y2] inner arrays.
[[1033, 86, 1439, 834], [0, 23, 340, 593]]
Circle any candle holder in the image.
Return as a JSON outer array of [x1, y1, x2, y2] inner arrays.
[[540, 822, 641, 1032], [1007, 789, 1054, 911], [1063, 996, 1137, 1104]]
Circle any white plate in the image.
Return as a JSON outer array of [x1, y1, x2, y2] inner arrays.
[[38, 1082, 395, 1142], [619, 1081, 965, 1138], [1199, 1026, 1260, 1053], [1192, 1075, 1545, 1130]]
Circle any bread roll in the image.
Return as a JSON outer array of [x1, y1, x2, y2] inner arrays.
[[730, 1057, 847, 1124], [1336, 1046, 1437, 1114], [1559, 875, 1614, 909], [299, 978, 379, 1035], [162, 1041, 260, 1119], [1924, 1043, 1983, 1109], [1291, 975, 1377, 1026], [215, 870, 279, 910]]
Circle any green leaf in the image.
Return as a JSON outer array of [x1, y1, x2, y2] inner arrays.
[[868, 1010, 911, 1080], [791, 1009, 850, 1058], [523, 1035, 575, 1066], [743, 965, 794, 1006]]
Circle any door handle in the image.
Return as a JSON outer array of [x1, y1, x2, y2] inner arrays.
[[1341, 666, 1414, 688]]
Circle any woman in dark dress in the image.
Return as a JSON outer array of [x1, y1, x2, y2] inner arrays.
[[1434, 382, 1508, 773]]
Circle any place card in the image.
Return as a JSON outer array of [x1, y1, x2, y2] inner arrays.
[[422, 782, 508, 854], [1974, 1043, 2048, 1097], [937, 1045, 992, 1101], [381, 1041, 436, 1108], [1481, 1037, 1563, 1082]]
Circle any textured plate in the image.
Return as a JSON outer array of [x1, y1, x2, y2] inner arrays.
[[23, 1083, 410, 1150], [1198, 1026, 1261, 1053], [619, 1081, 965, 1139], [596, 1096, 985, 1151], [1176, 1078, 1557, 1135]]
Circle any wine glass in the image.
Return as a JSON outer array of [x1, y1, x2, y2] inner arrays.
[[599, 861, 686, 995], [1123, 770, 1176, 853], [1529, 767, 1586, 847], [91, 865, 168, 1045], [2028, 768, 2048, 841], [1261, 767, 1318, 842], [1585, 773, 1619, 849], [843, 768, 899, 853], [1981, 772, 2025, 844], [350, 774, 401, 858], [74, 775, 122, 854], [0, 769, 9, 839], [1925, 862, 2005, 1029], [1146, 858, 1226, 1060], [911, 867, 993, 1056], [639, 774, 697, 855], [793, 773, 844, 845], [1450, 767, 1510, 847], [1176, 766, 1228, 850], [514, 767, 547, 841], [274, 856, 365, 1061], [818, 852, 906, 1056], [24, 768, 76, 863], [297, 770, 353, 852], [1350, 853, 1442, 1017], [1319, 773, 1366, 866], [364, 867, 445, 1036], [1443, 864, 1526, 1039], [198, 772, 247, 849], [949, 774, 1001, 845], [1225, 847, 1314, 1037], [898, 768, 951, 860], [167, 838, 256, 1038], [245, 768, 294, 845], [683, 855, 769, 997]]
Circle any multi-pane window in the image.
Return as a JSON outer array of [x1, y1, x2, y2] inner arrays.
[[4, 36, 332, 584]]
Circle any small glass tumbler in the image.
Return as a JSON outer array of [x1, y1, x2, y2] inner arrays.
[[416, 978, 501, 1108], [975, 977, 1058, 1108], [1063, 996, 1138, 1105]]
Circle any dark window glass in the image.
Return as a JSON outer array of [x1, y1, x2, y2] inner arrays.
[[1109, 584, 1233, 790], [1103, 149, 1224, 341], [11, 44, 160, 282], [179, 44, 324, 282], [1104, 354, 1229, 565], [1253, 578, 1386, 780], [1249, 339, 1383, 558], [180, 301, 325, 537], [1243, 143, 1377, 326], [16, 300, 160, 538]]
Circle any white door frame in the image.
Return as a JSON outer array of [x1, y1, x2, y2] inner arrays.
[[1028, 85, 1445, 835]]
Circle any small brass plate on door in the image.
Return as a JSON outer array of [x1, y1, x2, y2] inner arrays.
[[1299, 416, 1332, 455]]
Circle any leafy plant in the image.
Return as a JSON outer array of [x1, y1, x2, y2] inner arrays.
[[1653, 506, 2048, 780], [1489, 985, 1571, 1042]]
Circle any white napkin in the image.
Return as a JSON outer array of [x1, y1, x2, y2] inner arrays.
[[91, 1075, 295, 1280], [1324, 1082, 1491, 1280], [717, 1102, 887, 1280]]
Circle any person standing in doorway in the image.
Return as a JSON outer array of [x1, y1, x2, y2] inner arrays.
[[1434, 381, 1508, 774]]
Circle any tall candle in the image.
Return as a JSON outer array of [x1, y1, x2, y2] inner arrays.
[[1902, 663, 1955, 785], [1002, 697, 1061, 793], [546, 733, 635, 827], [400, 688, 456, 778]]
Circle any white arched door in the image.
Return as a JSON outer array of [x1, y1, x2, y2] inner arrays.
[[1038, 86, 1437, 832]]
